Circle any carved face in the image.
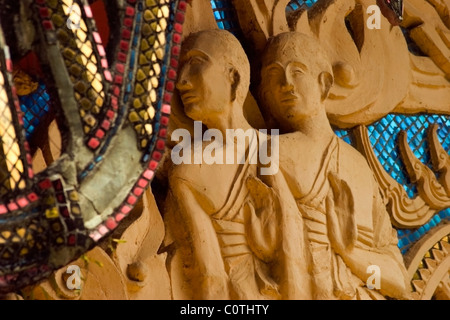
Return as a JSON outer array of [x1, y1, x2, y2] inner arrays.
[[260, 53, 324, 126], [176, 41, 232, 122]]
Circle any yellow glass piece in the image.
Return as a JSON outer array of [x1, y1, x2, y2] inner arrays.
[[80, 20, 88, 33], [71, 205, 80, 215], [145, 124, 153, 135], [150, 76, 158, 89], [161, 4, 170, 18], [157, 33, 166, 46], [69, 190, 79, 201], [133, 98, 143, 109], [1, 231, 11, 239], [77, 29, 87, 43], [11, 236, 21, 243], [150, 89, 157, 102], [134, 124, 143, 133], [86, 62, 97, 76], [159, 18, 167, 31], [139, 110, 149, 121], [45, 207, 59, 219], [16, 228, 26, 238], [0, 238, 5, 244], [0, 70, 24, 191], [153, 63, 161, 76], [147, 106, 155, 119], [156, 48, 164, 60], [62, 1, 104, 117], [56, 237, 64, 244], [95, 96, 104, 107], [91, 78, 103, 93], [20, 248, 29, 256]]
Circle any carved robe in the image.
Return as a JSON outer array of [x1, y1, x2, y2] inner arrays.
[[163, 131, 283, 299], [283, 135, 410, 299]]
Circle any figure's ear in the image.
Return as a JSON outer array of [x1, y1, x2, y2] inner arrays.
[[319, 71, 333, 101], [229, 67, 240, 102]]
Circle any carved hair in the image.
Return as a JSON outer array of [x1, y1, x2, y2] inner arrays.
[[180, 29, 250, 106]]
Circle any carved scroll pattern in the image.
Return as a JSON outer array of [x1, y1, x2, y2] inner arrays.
[[354, 125, 436, 228], [404, 223, 450, 300], [398, 129, 450, 209]]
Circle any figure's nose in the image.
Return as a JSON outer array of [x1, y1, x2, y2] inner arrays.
[[281, 72, 294, 92], [176, 67, 193, 91]]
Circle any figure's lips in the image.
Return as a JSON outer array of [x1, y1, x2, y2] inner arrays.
[[280, 94, 298, 103], [181, 92, 200, 104]]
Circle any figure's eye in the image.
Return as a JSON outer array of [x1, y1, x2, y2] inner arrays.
[[189, 56, 205, 65], [291, 68, 303, 76], [265, 67, 283, 77]]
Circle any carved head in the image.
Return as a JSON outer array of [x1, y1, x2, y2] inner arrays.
[[259, 32, 333, 130], [176, 29, 250, 123]]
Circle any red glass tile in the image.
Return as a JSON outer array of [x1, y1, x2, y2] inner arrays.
[[105, 217, 118, 230], [68, 234, 76, 246], [95, 129, 105, 139], [137, 178, 148, 188], [160, 116, 169, 126], [17, 197, 29, 208], [116, 63, 125, 74], [115, 213, 125, 222], [168, 69, 176, 80], [163, 92, 172, 103], [158, 128, 167, 138], [133, 187, 144, 197], [156, 139, 165, 150], [178, 1, 187, 11], [106, 109, 115, 119], [124, 18, 133, 28], [148, 160, 158, 170], [7, 202, 19, 211], [27, 192, 38, 202], [114, 75, 123, 84], [174, 23, 183, 33], [101, 119, 111, 130], [120, 40, 129, 51], [0, 205, 8, 215], [42, 20, 54, 30], [118, 52, 127, 62], [175, 12, 185, 23], [152, 151, 162, 161], [127, 194, 137, 205], [39, 179, 52, 189], [143, 169, 154, 180], [88, 137, 101, 149], [125, 6, 135, 16], [170, 58, 178, 68], [173, 33, 181, 44], [162, 104, 171, 114], [122, 28, 131, 40], [39, 7, 50, 18]]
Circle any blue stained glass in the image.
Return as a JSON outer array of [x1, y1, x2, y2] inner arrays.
[[18, 82, 51, 139], [286, 0, 318, 11], [210, 0, 244, 38]]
